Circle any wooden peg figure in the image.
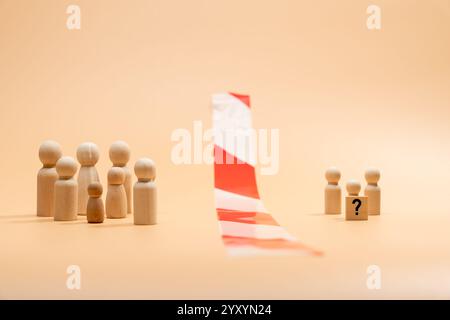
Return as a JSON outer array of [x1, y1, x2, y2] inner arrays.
[[109, 141, 132, 214], [77, 142, 100, 216], [54, 156, 78, 221], [37, 140, 62, 217], [106, 167, 127, 219], [133, 158, 157, 225], [365, 168, 381, 215], [87, 182, 104, 223], [345, 180, 368, 221], [324, 167, 341, 214]]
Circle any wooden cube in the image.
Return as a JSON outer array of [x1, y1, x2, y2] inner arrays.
[[345, 196, 368, 221]]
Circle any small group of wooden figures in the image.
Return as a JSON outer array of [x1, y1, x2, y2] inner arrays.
[[324, 167, 381, 221], [37, 140, 157, 225]]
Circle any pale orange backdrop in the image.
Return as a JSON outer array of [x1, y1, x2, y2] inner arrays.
[[0, 0, 449, 299]]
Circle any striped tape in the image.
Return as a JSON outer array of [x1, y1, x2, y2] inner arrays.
[[212, 92, 322, 257]]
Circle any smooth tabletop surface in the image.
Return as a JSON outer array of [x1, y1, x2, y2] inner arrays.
[[1, 208, 450, 299]]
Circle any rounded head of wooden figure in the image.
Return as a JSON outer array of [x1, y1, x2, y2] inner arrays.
[[56, 156, 78, 179], [108, 167, 125, 185], [134, 158, 155, 182], [39, 140, 62, 167], [325, 167, 341, 184], [88, 182, 103, 197], [77, 142, 100, 166], [365, 168, 380, 185], [109, 140, 130, 166], [346, 180, 361, 196]]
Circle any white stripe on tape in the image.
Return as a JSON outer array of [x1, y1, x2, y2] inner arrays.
[[214, 188, 268, 213], [219, 220, 296, 241]]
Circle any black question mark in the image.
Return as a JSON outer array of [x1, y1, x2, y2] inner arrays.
[[352, 199, 362, 215]]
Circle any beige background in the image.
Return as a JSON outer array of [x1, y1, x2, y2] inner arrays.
[[0, 0, 449, 299]]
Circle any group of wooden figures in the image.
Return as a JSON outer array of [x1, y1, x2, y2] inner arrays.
[[324, 167, 381, 221], [36, 140, 157, 225]]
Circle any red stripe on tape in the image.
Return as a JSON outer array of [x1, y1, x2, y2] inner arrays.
[[222, 235, 322, 255], [217, 209, 279, 226], [214, 145, 260, 199], [229, 92, 251, 108]]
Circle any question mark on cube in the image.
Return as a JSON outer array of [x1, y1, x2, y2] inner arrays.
[[352, 199, 362, 215], [345, 180, 368, 220]]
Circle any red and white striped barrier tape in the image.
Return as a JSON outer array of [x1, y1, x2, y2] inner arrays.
[[212, 92, 322, 256]]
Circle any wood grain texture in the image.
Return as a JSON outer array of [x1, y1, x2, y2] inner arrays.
[[365, 169, 381, 215], [87, 182, 104, 223], [53, 157, 78, 221], [36, 141, 62, 217], [324, 167, 341, 215], [106, 167, 127, 219], [77, 142, 100, 216]]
